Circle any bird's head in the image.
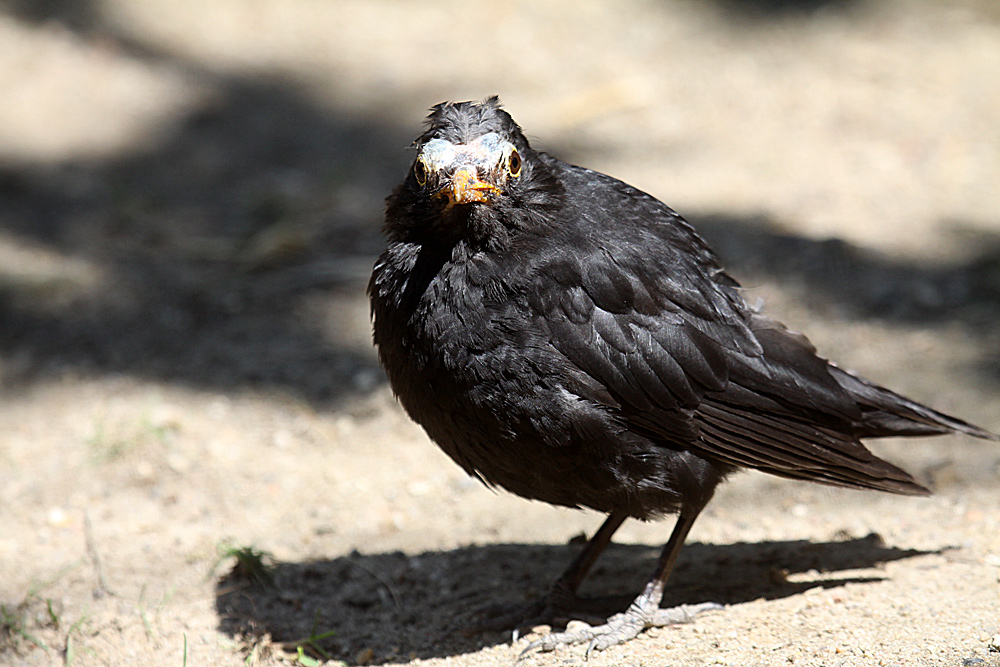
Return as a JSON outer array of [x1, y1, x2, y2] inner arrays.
[[385, 97, 563, 247], [414, 130, 520, 207]]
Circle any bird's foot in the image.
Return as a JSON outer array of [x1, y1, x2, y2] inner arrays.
[[520, 597, 721, 658]]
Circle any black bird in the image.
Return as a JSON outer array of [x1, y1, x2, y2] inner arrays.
[[368, 97, 997, 654]]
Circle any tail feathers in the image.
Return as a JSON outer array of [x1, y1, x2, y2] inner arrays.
[[830, 365, 1000, 441]]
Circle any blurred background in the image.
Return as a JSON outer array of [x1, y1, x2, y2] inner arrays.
[[1, 1, 998, 665]]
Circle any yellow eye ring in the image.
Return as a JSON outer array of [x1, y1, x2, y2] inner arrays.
[[413, 158, 428, 186], [508, 149, 522, 177]]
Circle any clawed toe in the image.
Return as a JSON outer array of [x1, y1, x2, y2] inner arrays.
[[519, 601, 722, 658], [647, 601, 722, 626]]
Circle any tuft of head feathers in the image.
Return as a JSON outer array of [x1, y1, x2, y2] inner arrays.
[[417, 96, 527, 149]]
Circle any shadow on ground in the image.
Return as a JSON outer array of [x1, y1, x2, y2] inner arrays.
[[705, 0, 857, 21], [0, 0, 414, 404], [692, 213, 1000, 385], [214, 533, 930, 664]]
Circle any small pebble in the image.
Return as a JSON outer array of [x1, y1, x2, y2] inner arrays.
[[135, 460, 154, 479], [46, 506, 70, 527], [406, 480, 432, 496]]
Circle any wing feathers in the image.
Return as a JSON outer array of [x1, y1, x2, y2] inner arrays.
[[527, 198, 994, 496], [695, 402, 929, 495]]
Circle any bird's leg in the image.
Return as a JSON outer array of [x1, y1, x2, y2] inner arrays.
[[462, 511, 628, 635], [522, 506, 721, 657], [546, 510, 627, 610]]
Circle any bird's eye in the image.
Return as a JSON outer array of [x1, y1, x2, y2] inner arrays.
[[508, 149, 522, 178], [413, 158, 427, 186]]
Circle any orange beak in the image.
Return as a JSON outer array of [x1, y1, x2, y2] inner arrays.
[[446, 168, 500, 205]]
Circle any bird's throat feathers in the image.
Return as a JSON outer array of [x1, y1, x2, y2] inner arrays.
[[384, 185, 516, 251], [385, 161, 564, 252]]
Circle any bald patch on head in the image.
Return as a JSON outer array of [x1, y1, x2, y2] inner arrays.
[[419, 133, 510, 174]]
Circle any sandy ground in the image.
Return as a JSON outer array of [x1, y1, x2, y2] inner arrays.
[[1, 0, 999, 665]]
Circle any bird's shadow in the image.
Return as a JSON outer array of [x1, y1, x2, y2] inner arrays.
[[214, 534, 932, 664]]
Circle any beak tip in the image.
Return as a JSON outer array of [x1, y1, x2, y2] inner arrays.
[[445, 168, 499, 205]]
